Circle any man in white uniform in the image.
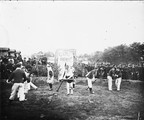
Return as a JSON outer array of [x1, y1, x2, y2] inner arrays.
[[115, 67, 122, 91], [107, 66, 122, 91], [62, 64, 74, 95], [86, 68, 97, 94], [107, 67, 116, 91]]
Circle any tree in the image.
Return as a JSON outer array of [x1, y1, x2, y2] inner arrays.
[[102, 44, 130, 65], [31, 51, 54, 60], [88, 51, 103, 65], [129, 42, 144, 64], [101, 42, 144, 65]]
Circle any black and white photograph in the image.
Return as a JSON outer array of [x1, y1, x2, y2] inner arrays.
[[0, 1, 144, 120]]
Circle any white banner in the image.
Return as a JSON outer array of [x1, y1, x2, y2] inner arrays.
[[56, 49, 76, 80]]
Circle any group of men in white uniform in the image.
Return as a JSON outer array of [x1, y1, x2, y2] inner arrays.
[[59, 64, 122, 95], [7, 62, 122, 103], [85, 65, 122, 93]]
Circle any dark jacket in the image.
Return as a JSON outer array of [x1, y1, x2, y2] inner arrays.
[[115, 70, 122, 78], [108, 69, 116, 79], [86, 69, 97, 79], [8, 68, 27, 83]]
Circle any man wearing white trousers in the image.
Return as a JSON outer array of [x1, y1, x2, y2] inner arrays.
[[7, 63, 28, 102], [107, 66, 122, 91], [107, 67, 116, 91], [63, 64, 74, 95], [115, 67, 122, 91], [86, 69, 98, 94], [21, 66, 38, 94]]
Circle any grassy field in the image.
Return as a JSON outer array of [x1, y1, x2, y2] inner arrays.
[[0, 77, 144, 120]]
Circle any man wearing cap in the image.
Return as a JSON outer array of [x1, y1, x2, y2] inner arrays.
[[7, 62, 28, 102]]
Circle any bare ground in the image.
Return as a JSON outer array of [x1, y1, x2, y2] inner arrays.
[[0, 77, 144, 120]]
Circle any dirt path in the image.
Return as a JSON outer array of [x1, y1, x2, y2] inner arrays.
[[1, 77, 144, 120]]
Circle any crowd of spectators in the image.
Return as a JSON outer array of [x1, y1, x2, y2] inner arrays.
[[80, 63, 144, 81], [0, 55, 43, 79], [1, 54, 144, 81], [0, 54, 22, 79], [87, 64, 144, 80]]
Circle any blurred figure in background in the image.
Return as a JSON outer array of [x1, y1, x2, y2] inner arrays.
[[46, 63, 54, 91]]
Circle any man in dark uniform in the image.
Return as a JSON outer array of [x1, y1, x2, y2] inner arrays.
[[7, 62, 28, 102]]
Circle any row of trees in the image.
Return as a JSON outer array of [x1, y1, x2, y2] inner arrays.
[[87, 42, 144, 65], [31, 42, 144, 66]]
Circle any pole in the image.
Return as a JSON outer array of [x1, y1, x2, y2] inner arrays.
[[56, 80, 64, 92]]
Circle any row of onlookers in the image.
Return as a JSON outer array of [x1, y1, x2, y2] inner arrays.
[[1, 55, 144, 81], [79, 63, 144, 81]]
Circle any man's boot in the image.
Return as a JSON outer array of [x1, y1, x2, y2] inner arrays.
[[89, 88, 94, 94], [49, 84, 53, 91]]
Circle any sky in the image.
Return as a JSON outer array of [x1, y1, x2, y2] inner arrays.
[[0, 1, 144, 57]]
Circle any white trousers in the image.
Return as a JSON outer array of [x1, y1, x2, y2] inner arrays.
[[87, 77, 93, 88], [66, 82, 73, 94], [47, 77, 54, 84], [24, 81, 38, 93], [9, 83, 25, 101], [107, 76, 113, 90], [107, 76, 122, 91], [115, 77, 122, 91]]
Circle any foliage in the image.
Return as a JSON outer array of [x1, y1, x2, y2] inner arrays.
[[35, 63, 60, 79], [51, 63, 60, 79], [129, 42, 144, 64], [77, 42, 144, 65], [73, 62, 90, 77], [101, 42, 144, 65], [31, 51, 54, 60], [37, 65, 47, 76], [73, 62, 83, 77], [102, 44, 130, 65], [88, 51, 103, 64]]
